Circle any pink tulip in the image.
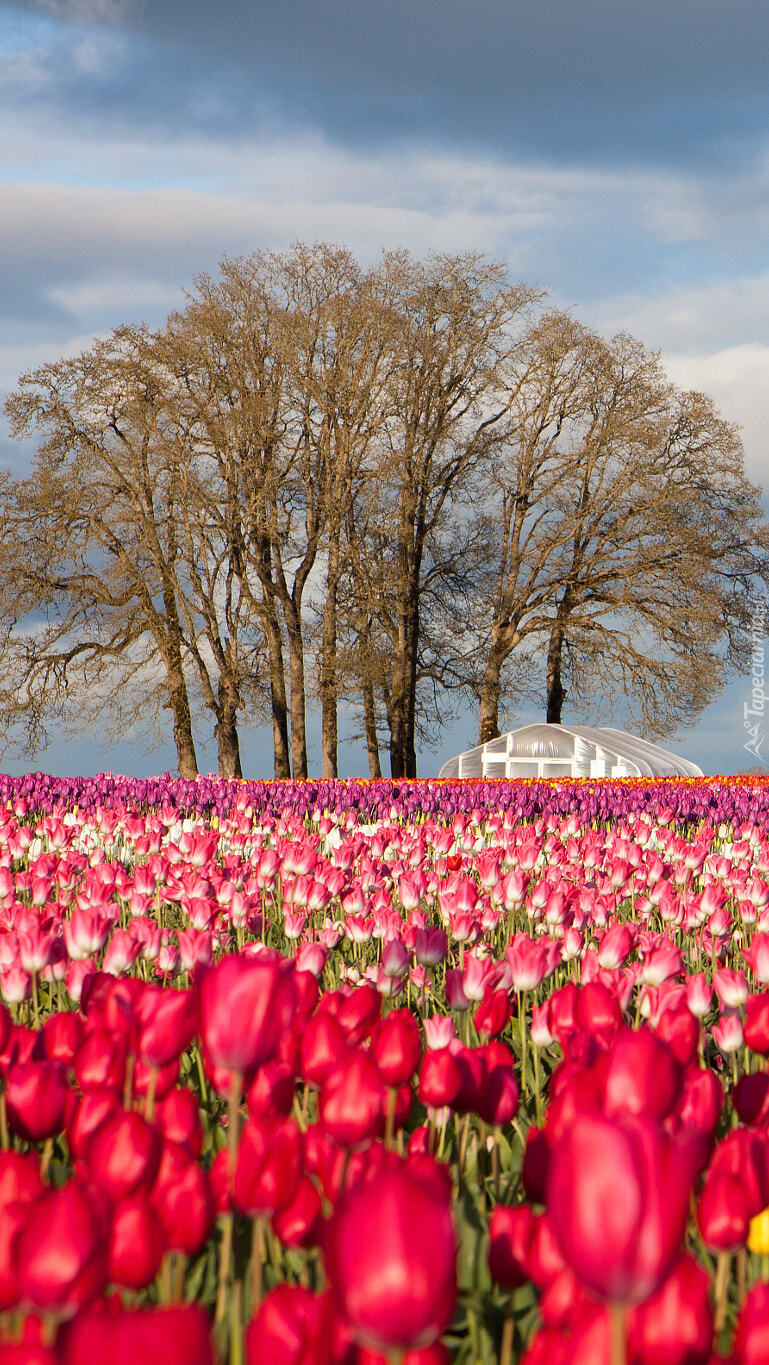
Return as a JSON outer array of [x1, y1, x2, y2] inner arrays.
[[712, 1012, 744, 1054]]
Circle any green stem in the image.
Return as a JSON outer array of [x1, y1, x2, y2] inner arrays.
[[609, 1302, 626, 1365]]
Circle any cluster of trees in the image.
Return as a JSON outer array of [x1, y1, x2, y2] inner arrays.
[[2, 243, 767, 779]]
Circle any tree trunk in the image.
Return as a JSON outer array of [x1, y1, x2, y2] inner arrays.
[[166, 658, 198, 778], [403, 604, 419, 779], [545, 618, 567, 723], [320, 538, 340, 779], [362, 666, 381, 779], [262, 608, 290, 779], [477, 629, 506, 745], [159, 577, 198, 779], [217, 687, 243, 778], [389, 632, 407, 779], [284, 603, 308, 780]]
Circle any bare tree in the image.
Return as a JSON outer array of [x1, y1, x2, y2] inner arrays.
[[473, 320, 769, 739], [4, 331, 201, 776], [364, 250, 538, 777]]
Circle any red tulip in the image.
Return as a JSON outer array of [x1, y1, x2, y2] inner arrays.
[[233, 1116, 302, 1216], [324, 1161, 456, 1351], [734, 1071, 769, 1127], [477, 1057, 519, 1127], [74, 1029, 127, 1092], [673, 1065, 723, 1140], [136, 985, 199, 1067], [334, 983, 382, 1044], [16, 1181, 108, 1314], [151, 1140, 216, 1254], [247, 1059, 296, 1119], [697, 1170, 750, 1251], [41, 1010, 83, 1063], [245, 1284, 334, 1365], [600, 1028, 681, 1122], [85, 1110, 161, 1201], [653, 1006, 700, 1067], [68, 1087, 121, 1160], [155, 1086, 204, 1156], [488, 1204, 535, 1289], [527, 1213, 568, 1289], [108, 1194, 166, 1288], [272, 1174, 323, 1248], [451, 1047, 486, 1116], [628, 1255, 713, 1365], [300, 1014, 350, 1087], [4, 1061, 69, 1142], [573, 981, 623, 1038], [547, 1112, 694, 1303], [133, 1056, 179, 1102], [60, 1304, 215, 1365], [745, 993, 769, 1055], [418, 1049, 461, 1109], [734, 1282, 769, 1364], [474, 988, 513, 1039], [709, 1129, 769, 1217], [319, 1053, 386, 1146], [0, 1152, 44, 1310], [371, 1009, 421, 1087], [200, 954, 296, 1085]]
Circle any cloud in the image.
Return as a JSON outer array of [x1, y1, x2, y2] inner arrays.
[[4, 0, 769, 168], [662, 345, 769, 490], [589, 274, 769, 352]]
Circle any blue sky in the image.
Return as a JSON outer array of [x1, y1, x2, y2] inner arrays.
[[1, 0, 768, 778]]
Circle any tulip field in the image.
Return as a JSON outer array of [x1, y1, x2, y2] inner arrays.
[[7, 774, 769, 1363]]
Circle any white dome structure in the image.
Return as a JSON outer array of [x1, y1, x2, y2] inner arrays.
[[438, 723, 703, 780]]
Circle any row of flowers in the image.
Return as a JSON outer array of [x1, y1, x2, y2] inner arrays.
[[1, 774, 769, 1363]]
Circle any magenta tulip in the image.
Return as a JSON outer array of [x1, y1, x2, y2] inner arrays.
[[325, 1161, 456, 1351], [547, 1112, 694, 1303]]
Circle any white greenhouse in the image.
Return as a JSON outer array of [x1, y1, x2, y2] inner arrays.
[[438, 723, 703, 781]]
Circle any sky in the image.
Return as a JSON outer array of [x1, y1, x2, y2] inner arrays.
[[0, 0, 768, 779]]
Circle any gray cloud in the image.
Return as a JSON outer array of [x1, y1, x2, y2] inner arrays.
[[4, 0, 769, 168]]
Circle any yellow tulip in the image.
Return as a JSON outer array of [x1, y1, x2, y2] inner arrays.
[[748, 1208, 769, 1255]]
